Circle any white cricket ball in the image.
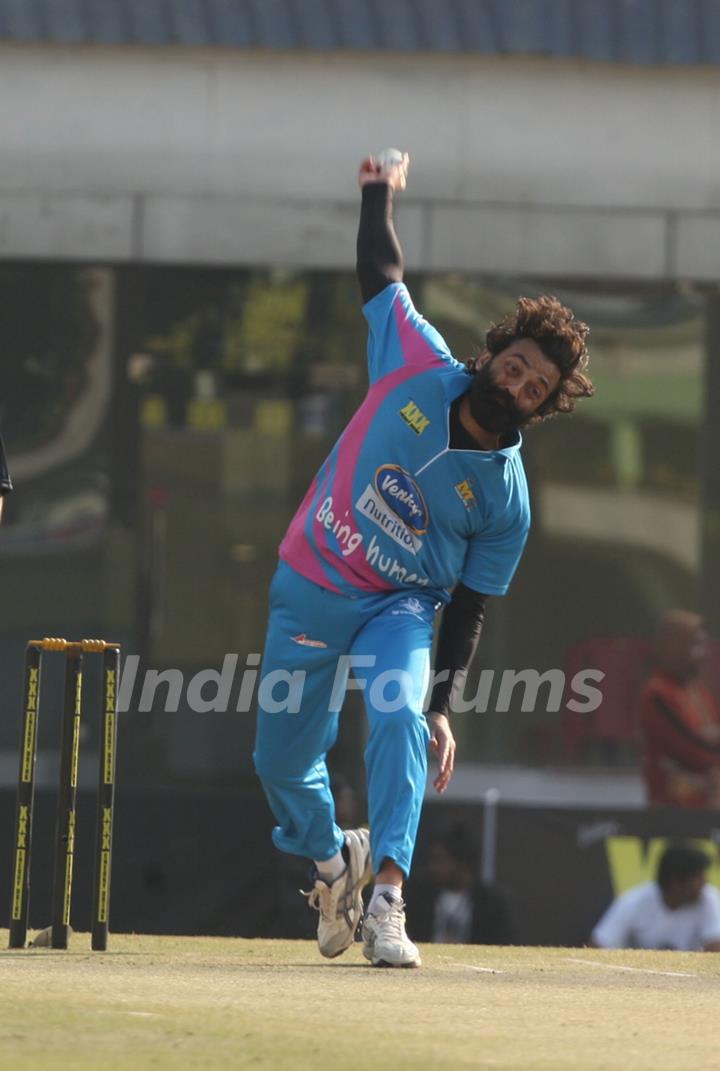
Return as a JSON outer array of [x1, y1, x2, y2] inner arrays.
[[375, 147, 405, 170]]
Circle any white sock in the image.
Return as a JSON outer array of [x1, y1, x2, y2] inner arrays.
[[314, 848, 346, 885], [368, 883, 402, 914]]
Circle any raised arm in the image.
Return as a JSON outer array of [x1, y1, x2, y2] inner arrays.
[[356, 152, 409, 304]]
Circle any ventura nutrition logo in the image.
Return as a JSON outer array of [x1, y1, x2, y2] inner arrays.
[[374, 465, 428, 534]]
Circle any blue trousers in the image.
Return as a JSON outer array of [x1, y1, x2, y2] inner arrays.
[[253, 562, 440, 876]]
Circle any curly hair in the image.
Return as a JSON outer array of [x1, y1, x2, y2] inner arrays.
[[467, 296, 593, 422]]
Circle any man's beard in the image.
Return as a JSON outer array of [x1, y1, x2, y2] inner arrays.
[[467, 361, 530, 435]]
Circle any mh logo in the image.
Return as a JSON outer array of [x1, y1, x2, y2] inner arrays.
[[454, 479, 476, 509]]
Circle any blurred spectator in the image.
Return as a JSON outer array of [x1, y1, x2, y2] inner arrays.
[[407, 824, 511, 944], [0, 432, 11, 521], [591, 844, 720, 951], [639, 610, 720, 808]]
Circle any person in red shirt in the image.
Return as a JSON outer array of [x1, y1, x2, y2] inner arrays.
[[639, 611, 720, 808]]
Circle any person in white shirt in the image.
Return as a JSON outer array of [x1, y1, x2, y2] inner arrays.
[[591, 844, 720, 952]]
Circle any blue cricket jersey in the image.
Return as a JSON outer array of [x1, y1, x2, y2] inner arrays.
[[280, 283, 530, 601]]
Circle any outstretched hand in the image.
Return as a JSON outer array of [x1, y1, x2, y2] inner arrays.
[[358, 152, 410, 191], [428, 712, 456, 794]]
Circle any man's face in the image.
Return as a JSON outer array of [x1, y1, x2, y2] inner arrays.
[[687, 622, 708, 669], [469, 338, 562, 435], [667, 872, 706, 908], [657, 613, 708, 679]]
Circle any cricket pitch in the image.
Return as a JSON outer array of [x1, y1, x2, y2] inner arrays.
[[1, 934, 718, 1070]]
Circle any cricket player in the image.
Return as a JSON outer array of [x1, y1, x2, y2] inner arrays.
[[253, 152, 593, 967]]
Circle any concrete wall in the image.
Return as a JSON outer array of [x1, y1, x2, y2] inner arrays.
[[1, 44, 719, 279]]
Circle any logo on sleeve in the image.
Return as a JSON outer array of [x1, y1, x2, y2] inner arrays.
[[454, 479, 477, 509], [399, 400, 430, 435]]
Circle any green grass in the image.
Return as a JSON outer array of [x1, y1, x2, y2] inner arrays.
[[1, 934, 719, 1070]]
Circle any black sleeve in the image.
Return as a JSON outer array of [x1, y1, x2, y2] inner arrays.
[[356, 182, 404, 304], [429, 583, 488, 718], [0, 434, 12, 495]]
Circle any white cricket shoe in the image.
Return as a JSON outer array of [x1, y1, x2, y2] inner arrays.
[[302, 828, 372, 959], [362, 893, 422, 968]]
